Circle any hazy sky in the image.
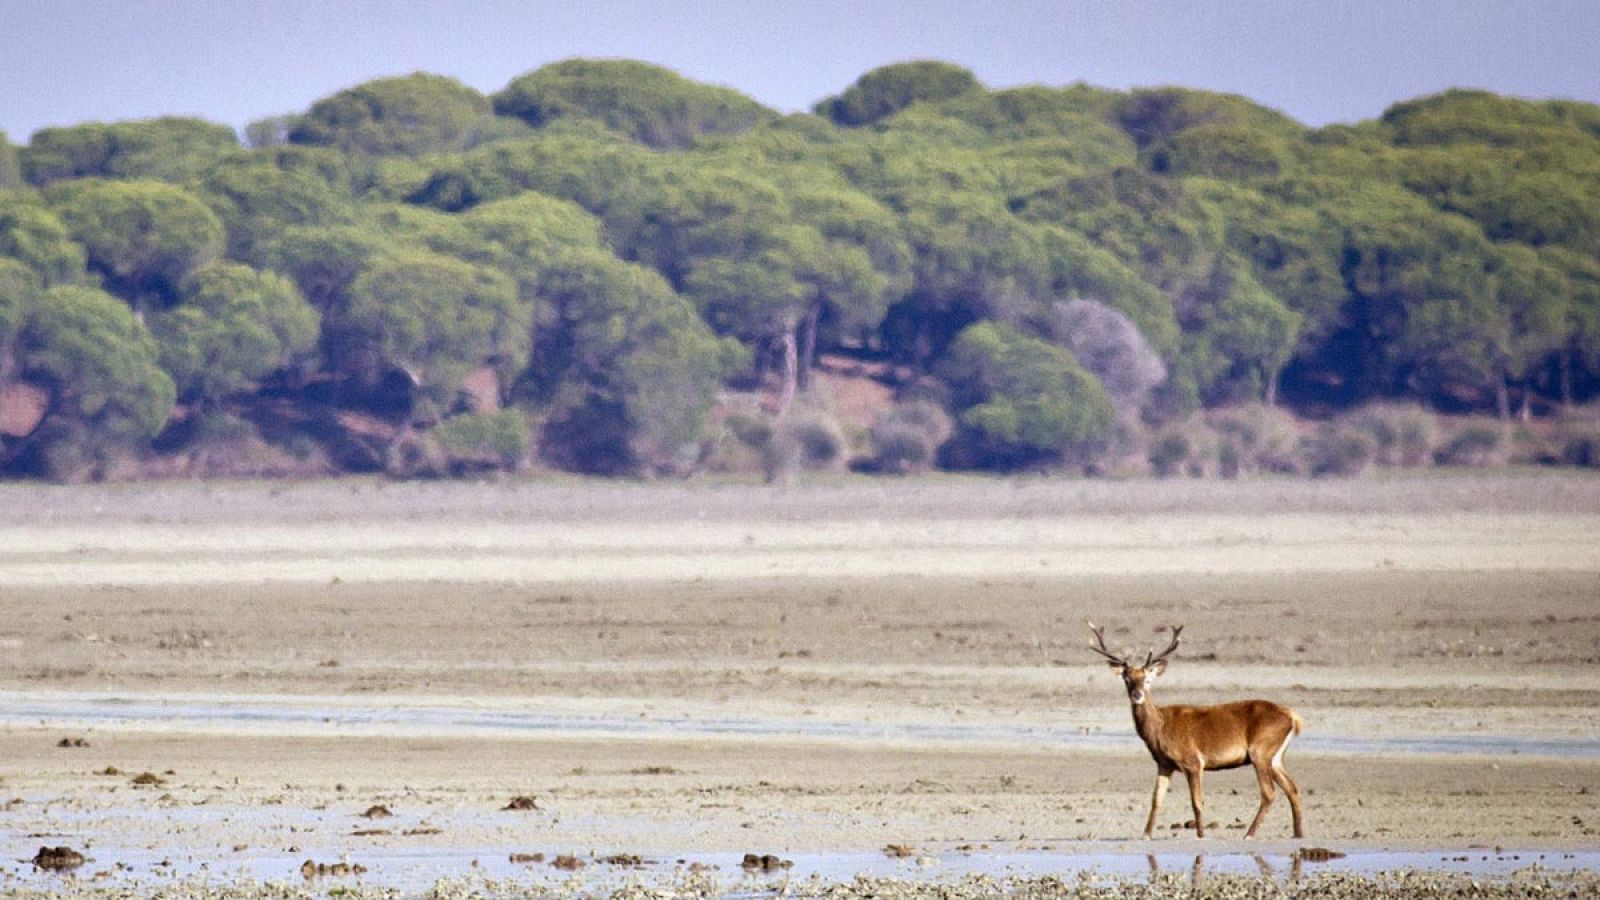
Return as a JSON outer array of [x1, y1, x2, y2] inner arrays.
[[3, 0, 1597, 140]]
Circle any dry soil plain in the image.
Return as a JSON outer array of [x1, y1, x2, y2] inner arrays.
[[0, 474, 1598, 898]]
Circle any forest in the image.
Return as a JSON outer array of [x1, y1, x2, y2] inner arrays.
[[2, 59, 1599, 481]]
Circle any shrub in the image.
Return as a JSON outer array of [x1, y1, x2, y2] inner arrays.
[[1081, 411, 1150, 477], [761, 409, 846, 483], [433, 409, 531, 471], [384, 430, 448, 478], [869, 400, 953, 474], [1555, 420, 1600, 468], [190, 411, 256, 444], [723, 410, 771, 449], [941, 322, 1114, 469], [783, 411, 845, 468], [1205, 404, 1302, 476], [1342, 403, 1437, 466], [1303, 425, 1377, 478], [1147, 431, 1191, 478], [868, 424, 936, 474], [1147, 419, 1216, 478], [1436, 422, 1507, 467]]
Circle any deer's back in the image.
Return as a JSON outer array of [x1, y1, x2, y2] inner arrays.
[[1157, 699, 1298, 771]]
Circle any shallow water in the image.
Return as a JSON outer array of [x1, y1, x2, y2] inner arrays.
[[2, 691, 1596, 759], [4, 842, 1596, 895]]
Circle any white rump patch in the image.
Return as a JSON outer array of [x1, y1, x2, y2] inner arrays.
[[1271, 730, 1294, 769]]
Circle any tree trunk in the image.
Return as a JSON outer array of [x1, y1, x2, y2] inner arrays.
[[796, 301, 821, 393], [777, 331, 798, 417], [1518, 382, 1532, 423], [1496, 373, 1511, 422], [1264, 366, 1278, 407]]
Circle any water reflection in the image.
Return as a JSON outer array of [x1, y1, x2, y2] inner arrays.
[[1145, 852, 1307, 885]]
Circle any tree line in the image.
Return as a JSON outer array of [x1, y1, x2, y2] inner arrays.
[[1, 60, 1598, 480]]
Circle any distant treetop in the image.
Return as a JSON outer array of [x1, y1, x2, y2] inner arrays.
[[289, 73, 501, 157], [815, 61, 984, 127], [492, 59, 775, 149]]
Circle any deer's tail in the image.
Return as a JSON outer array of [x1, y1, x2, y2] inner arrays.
[[1289, 710, 1306, 736]]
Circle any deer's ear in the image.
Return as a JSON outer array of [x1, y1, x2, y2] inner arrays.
[[1147, 659, 1167, 677], [1105, 660, 1125, 672]]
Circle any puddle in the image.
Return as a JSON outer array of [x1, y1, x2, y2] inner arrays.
[[1, 692, 1596, 759], [3, 842, 1596, 894]]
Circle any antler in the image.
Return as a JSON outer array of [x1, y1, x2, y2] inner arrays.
[[1087, 621, 1128, 665], [1146, 624, 1184, 667]]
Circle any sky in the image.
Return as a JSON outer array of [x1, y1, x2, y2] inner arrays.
[[2, 0, 1597, 141]]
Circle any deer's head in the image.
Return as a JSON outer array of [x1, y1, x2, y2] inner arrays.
[[1088, 623, 1183, 706]]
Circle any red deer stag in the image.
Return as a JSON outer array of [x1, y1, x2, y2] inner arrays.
[[1089, 623, 1305, 839]]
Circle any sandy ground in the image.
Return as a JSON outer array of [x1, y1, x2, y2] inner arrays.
[[0, 474, 1598, 890]]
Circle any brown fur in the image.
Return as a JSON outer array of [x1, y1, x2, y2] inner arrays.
[[1092, 624, 1306, 839]]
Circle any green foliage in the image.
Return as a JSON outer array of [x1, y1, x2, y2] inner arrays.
[[1151, 124, 1294, 179], [290, 73, 500, 157], [1476, 171, 1600, 252], [529, 247, 744, 472], [196, 155, 358, 262], [941, 321, 1113, 467], [0, 195, 89, 285], [1176, 259, 1302, 405], [1381, 90, 1587, 147], [817, 61, 983, 127], [782, 177, 912, 335], [19, 284, 175, 441], [0, 258, 41, 349], [883, 189, 1053, 365], [433, 409, 531, 470], [9, 64, 1600, 479], [934, 85, 1133, 162], [149, 263, 320, 404], [1035, 230, 1178, 358], [333, 249, 528, 404], [44, 179, 224, 307], [259, 224, 385, 311], [494, 60, 774, 149], [1116, 87, 1302, 150], [21, 117, 240, 185], [407, 130, 658, 214], [1195, 181, 1345, 349], [0, 131, 21, 188], [453, 192, 606, 284]]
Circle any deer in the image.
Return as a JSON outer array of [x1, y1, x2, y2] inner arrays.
[[1088, 623, 1305, 840]]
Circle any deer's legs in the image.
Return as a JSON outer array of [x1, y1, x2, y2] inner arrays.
[[1144, 768, 1173, 838], [1272, 765, 1305, 838], [1183, 768, 1205, 838], [1244, 762, 1277, 838]]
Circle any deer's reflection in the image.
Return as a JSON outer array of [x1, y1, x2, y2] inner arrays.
[[1145, 853, 1303, 885]]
